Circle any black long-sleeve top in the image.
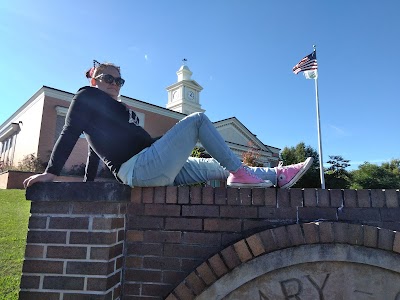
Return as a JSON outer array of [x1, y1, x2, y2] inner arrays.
[[46, 86, 154, 181], [84, 145, 100, 181]]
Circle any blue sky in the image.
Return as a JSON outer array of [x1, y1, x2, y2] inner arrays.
[[1, 0, 399, 170]]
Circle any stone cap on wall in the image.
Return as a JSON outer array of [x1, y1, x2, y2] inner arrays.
[[25, 182, 131, 202], [25, 183, 400, 208]]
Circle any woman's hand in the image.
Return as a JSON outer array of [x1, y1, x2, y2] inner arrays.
[[23, 172, 56, 189]]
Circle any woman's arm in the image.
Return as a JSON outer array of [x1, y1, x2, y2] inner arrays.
[[24, 88, 93, 188], [84, 145, 100, 181]]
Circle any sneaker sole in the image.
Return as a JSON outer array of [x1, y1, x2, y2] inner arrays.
[[228, 181, 273, 188], [280, 157, 314, 189]]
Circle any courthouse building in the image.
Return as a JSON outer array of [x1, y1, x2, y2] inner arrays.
[[0, 63, 280, 181]]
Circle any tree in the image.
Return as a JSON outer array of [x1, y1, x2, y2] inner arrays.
[[189, 147, 209, 186], [350, 162, 400, 189], [15, 153, 46, 173], [326, 155, 350, 173], [280, 142, 320, 188], [325, 155, 351, 189], [66, 164, 86, 176], [381, 159, 400, 177], [242, 141, 262, 167], [190, 147, 211, 159]]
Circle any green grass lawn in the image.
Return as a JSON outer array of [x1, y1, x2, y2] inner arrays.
[[0, 189, 30, 300]]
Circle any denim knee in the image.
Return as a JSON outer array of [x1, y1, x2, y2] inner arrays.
[[183, 112, 208, 127], [187, 112, 205, 120]]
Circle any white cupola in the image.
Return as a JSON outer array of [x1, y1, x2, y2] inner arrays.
[[177, 65, 193, 81], [166, 60, 204, 115]]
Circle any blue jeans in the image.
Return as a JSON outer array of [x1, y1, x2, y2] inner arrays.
[[131, 112, 277, 186]]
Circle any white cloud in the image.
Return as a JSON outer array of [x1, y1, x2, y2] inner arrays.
[[144, 54, 148, 61], [328, 124, 349, 137]]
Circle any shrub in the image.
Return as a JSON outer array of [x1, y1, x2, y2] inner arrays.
[[66, 164, 86, 176], [242, 142, 262, 167], [14, 153, 46, 173]]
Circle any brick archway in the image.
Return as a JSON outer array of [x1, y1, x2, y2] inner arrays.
[[166, 222, 400, 299], [21, 184, 400, 299]]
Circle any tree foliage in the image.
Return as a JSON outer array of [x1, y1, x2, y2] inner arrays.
[[65, 164, 86, 176], [189, 147, 209, 186], [326, 155, 350, 173], [325, 155, 351, 189], [280, 142, 400, 189], [280, 142, 320, 188], [242, 141, 263, 167], [381, 159, 400, 177], [15, 153, 46, 173], [350, 161, 400, 189], [190, 147, 203, 158], [190, 147, 212, 159]]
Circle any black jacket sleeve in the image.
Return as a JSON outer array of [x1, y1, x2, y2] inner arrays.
[[45, 88, 92, 176], [84, 145, 100, 181]]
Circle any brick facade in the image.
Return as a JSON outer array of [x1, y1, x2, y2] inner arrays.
[[21, 183, 400, 299]]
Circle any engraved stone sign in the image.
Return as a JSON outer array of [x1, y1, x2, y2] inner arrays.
[[225, 263, 400, 299], [196, 244, 400, 300]]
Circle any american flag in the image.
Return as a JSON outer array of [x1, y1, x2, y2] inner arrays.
[[292, 51, 318, 74]]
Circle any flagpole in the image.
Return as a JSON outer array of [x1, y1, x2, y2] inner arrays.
[[313, 46, 326, 189]]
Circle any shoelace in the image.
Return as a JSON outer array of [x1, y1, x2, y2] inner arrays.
[[278, 161, 301, 170], [278, 161, 303, 171], [242, 166, 260, 179]]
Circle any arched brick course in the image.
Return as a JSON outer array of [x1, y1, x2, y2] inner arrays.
[[166, 222, 400, 300]]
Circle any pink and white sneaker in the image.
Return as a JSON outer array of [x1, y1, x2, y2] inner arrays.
[[275, 157, 314, 188], [227, 165, 273, 188]]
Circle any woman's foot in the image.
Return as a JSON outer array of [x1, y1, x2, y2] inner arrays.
[[275, 157, 314, 188], [227, 165, 273, 188]]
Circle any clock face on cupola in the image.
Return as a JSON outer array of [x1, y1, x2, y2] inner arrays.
[[166, 60, 204, 115], [187, 90, 195, 101], [172, 90, 179, 101]]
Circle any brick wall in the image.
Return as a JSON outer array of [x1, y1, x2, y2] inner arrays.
[[21, 183, 400, 299], [0, 171, 37, 189]]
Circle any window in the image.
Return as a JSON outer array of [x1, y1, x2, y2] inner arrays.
[[55, 115, 66, 141], [55, 106, 85, 140], [208, 180, 221, 188]]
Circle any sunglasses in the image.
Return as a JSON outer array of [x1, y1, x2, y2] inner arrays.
[[95, 74, 125, 87]]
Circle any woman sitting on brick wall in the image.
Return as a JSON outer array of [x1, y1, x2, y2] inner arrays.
[[23, 60, 313, 189]]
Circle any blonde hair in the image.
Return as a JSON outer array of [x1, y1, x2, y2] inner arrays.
[[85, 60, 121, 79]]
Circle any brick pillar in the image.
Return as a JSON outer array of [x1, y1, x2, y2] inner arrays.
[[20, 182, 130, 300]]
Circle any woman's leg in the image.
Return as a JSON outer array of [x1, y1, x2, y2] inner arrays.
[[132, 112, 243, 186], [172, 158, 314, 188], [173, 158, 278, 185], [173, 157, 229, 185], [131, 112, 312, 187]]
